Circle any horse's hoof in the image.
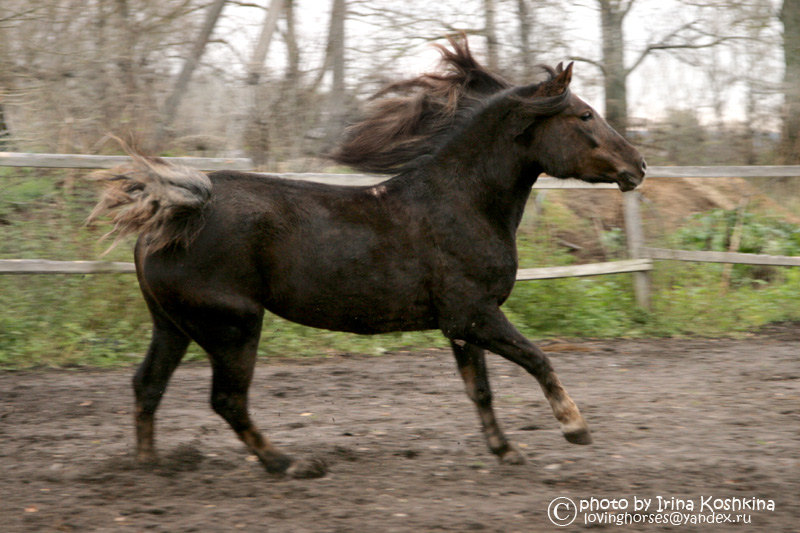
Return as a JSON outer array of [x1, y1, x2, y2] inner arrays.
[[563, 427, 592, 445], [498, 445, 528, 465], [286, 457, 328, 479]]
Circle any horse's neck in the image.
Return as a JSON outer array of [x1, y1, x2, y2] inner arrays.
[[419, 140, 540, 238]]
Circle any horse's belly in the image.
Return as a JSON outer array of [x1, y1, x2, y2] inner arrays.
[[263, 280, 436, 335], [265, 298, 437, 334]]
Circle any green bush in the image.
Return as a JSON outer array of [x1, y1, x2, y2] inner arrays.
[[672, 209, 800, 286]]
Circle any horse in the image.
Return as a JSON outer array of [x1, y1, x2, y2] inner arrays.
[[89, 37, 645, 478]]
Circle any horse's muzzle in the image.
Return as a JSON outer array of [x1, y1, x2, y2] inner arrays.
[[617, 168, 645, 192]]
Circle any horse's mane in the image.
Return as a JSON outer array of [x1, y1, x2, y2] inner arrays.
[[329, 35, 513, 174]]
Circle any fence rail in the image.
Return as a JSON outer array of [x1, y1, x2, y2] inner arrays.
[[0, 259, 136, 274], [2, 153, 800, 309], [643, 247, 800, 267], [516, 259, 653, 280], [0, 151, 252, 171]]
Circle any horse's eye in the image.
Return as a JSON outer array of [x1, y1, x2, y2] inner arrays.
[[580, 111, 593, 122]]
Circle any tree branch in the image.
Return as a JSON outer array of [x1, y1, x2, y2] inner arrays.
[[620, 0, 637, 18], [627, 34, 755, 76], [569, 55, 606, 75]]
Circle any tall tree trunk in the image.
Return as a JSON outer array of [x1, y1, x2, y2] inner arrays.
[[154, 0, 227, 148], [282, 0, 307, 161], [599, 0, 629, 136], [780, 0, 800, 163], [0, 102, 10, 148], [483, 0, 499, 72], [243, 0, 285, 166], [284, 0, 300, 85], [743, 81, 758, 165], [516, 0, 533, 78], [113, 0, 136, 96], [329, 0, 345, 109], [322, 0, 346, 145], [247, 0, 285, 85]]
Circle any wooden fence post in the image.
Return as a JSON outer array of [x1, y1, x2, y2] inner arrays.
[[623, 190, 651, 309]]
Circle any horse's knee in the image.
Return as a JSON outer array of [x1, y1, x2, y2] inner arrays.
[[210, 390, 238, 416], [210, 391, 249, 431], [469, 381, 492, 407], [132, 370, 145, 397]]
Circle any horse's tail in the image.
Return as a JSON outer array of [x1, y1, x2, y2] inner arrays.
[[87, 151, 212, 254]]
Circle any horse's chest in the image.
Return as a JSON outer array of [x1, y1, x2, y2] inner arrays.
[[433, 231, 518, 297]]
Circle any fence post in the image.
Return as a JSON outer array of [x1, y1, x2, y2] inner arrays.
[[623, 191, 651, 309]]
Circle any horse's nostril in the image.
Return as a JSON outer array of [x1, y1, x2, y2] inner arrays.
[[641, 159, 647, 172]]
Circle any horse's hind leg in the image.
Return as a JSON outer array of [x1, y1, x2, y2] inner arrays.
[[189, 305, 326, 479], [451, 340, 527, 465], [133, 316, 191, 463]]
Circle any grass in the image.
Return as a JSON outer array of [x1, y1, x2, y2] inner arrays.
[[2, 169, 800, 369]]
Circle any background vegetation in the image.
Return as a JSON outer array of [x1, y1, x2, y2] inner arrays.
[[2, 1, 800, 368], [2, 167, 799, 369]]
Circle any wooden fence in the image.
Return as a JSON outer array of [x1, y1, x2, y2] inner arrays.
[[3, 152, 800, 309]]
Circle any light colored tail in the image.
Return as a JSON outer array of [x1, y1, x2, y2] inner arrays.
[[87, 151, 212, 254]]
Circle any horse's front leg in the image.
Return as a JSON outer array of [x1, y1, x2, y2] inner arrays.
[[444, 308, 592, 446], [450, 340, 527, 464]]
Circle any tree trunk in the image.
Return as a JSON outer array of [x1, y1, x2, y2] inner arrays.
[[0, 102, 10, 148], [516, 0, 534, 78], [247, 0, 285, 85], [322, 0, 346, 145], [599, 0, 629, 136], [329, 0, 345, 108], [483, 0, 499, 72], [243, 0, 285, 166], [284, 0, 300, 85], [780, 0, 800, 163], [154, 0, 228, 148]]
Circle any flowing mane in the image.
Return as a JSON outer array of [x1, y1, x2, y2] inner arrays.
[[329, 35, 513, 174]]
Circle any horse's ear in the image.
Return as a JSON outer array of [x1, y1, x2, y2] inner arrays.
[[551, 62, 573, 91], [532, 62, 572, 97], [517, 62, 573, 99]]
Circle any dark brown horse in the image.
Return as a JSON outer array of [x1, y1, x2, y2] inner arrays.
[[90, 37, 645, 478]]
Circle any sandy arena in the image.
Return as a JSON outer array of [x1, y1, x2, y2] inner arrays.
[[1, 328, 798, 532]]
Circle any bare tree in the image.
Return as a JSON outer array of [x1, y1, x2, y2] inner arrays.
[[242, 0, 285, 165], [516, 0, 534, 77], [283, 0, 300, 85], [0, 100, 9, 147], [0, 0, 785, 167], [0, 0, 214, 152], [321, 0, 347, 144], [687, 0, 779, 164], [577, 0, 755, 136], [598, 0, 630, 134], [247, 0, 285, 86], [780, 0, 800, 163], [483, 0, 499, 71], [155, 0, 228, 147]]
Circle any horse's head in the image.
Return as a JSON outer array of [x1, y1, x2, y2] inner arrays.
[[510, 63, 646, 192]]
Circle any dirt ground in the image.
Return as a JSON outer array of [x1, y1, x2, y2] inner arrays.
[[1, 328, 798, 532]]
